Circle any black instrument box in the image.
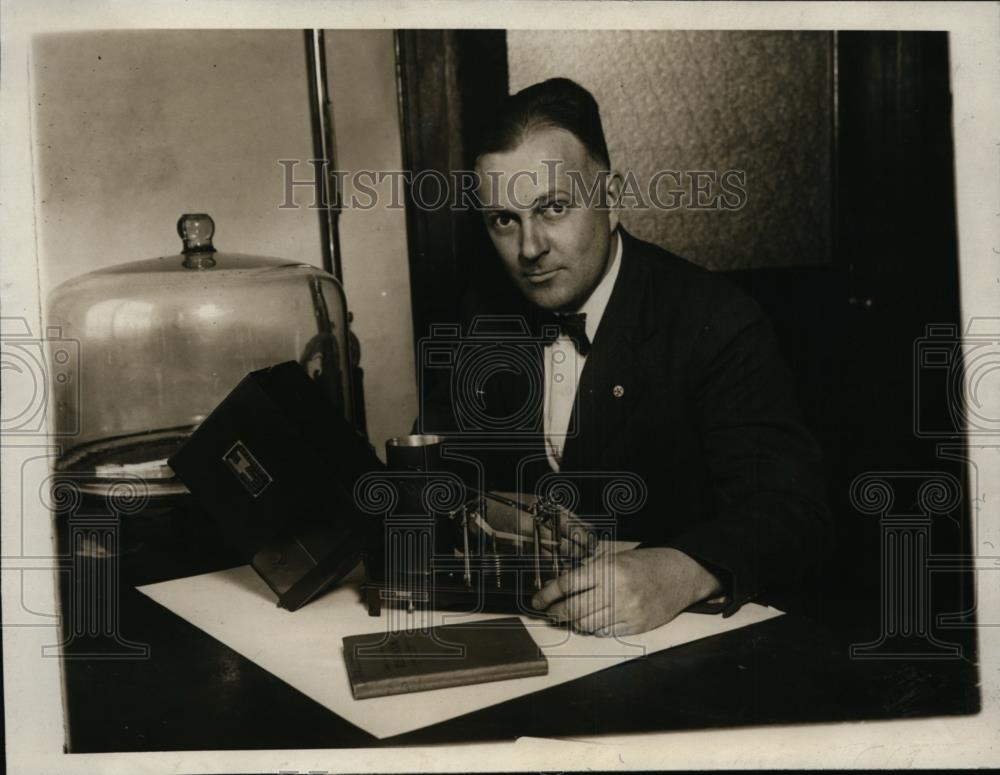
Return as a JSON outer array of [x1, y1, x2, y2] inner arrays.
[[168, 361, 384, 610]]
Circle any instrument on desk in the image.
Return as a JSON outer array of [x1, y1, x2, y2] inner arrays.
[[169, 365, 581, 615], [363, 434, 577, 618]]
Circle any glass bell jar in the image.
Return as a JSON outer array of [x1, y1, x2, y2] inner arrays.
[[48, 213, 357, 498]]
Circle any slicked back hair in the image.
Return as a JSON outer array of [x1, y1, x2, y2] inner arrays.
[[473, 77, 611, 169]]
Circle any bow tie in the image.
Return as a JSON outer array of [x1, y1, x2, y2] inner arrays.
[[540, 311, 591, 356]]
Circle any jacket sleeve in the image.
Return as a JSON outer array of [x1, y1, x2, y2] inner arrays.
[[662, 302, 832, 616]]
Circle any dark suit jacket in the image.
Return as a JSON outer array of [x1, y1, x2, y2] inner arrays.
[[418, 228, 832, 615]]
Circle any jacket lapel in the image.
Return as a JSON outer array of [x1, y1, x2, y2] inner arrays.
[[560, 230, 651, 472]]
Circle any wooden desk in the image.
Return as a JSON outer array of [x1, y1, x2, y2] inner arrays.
[[55, 502, 980, 752]]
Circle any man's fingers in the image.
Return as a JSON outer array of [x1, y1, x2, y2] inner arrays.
[[546, 591, 604, 625], [545, 598, 568, 623], [531, 564, 599, 610], [537, 535, 590, 560], [596, 621, 640, 638], [537, 526, 593, 562], [562, 536, 590, 558], [572, 606, 615, 634], [543, 591, 623, 635]]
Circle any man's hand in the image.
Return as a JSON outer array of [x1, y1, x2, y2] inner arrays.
[[530, 547, 725, 636]]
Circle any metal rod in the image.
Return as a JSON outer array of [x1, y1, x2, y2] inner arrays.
[[461, 506, 471, 587], [533, 520, 542, 590], [480, 494, 488, 544], [491, 533, 501, 589], [550, 503, 561, 575], [304, 29, 343, 281]]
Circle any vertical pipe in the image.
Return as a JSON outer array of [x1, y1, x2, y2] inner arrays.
[[550, 504, 561, 575], [304, 29, 343, 281], [461, 506, 471, 587], [533, 520, 542, 590]]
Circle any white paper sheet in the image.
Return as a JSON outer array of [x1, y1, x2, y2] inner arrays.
[[137, 565, 782, 739]]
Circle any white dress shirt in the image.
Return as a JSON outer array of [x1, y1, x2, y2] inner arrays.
[[543, 231, 623, 471]]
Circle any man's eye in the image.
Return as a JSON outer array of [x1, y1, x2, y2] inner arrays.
[[540, 202, 569, 219], [488, 213, 516, 230]]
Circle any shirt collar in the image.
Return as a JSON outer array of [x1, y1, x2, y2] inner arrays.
[[577, 229, 623, 344]]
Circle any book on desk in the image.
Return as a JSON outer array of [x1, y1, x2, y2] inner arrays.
[[342, 616, 548, 699]]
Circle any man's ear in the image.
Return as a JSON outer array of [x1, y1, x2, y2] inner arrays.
[[605, 170, 624, 233]]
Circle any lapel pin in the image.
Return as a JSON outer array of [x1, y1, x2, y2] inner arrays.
[[612, 385, 625, 398]]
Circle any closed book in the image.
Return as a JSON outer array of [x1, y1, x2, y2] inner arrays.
[[342, 616, 547, 699]]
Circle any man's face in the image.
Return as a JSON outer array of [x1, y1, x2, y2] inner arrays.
[[475, 127, 620, 312]]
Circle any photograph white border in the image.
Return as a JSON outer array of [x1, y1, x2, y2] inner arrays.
[[2, 1, 998, 771]]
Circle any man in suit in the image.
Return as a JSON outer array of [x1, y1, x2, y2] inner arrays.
[[419, 78, 830, 636]]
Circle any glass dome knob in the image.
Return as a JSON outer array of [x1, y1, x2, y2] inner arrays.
[[178, 213, 217, 268]]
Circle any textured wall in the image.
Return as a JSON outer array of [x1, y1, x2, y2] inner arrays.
[[508, 30, 832, 270]]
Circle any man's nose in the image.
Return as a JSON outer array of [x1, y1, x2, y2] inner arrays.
[[519, 219, 548, 263]]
